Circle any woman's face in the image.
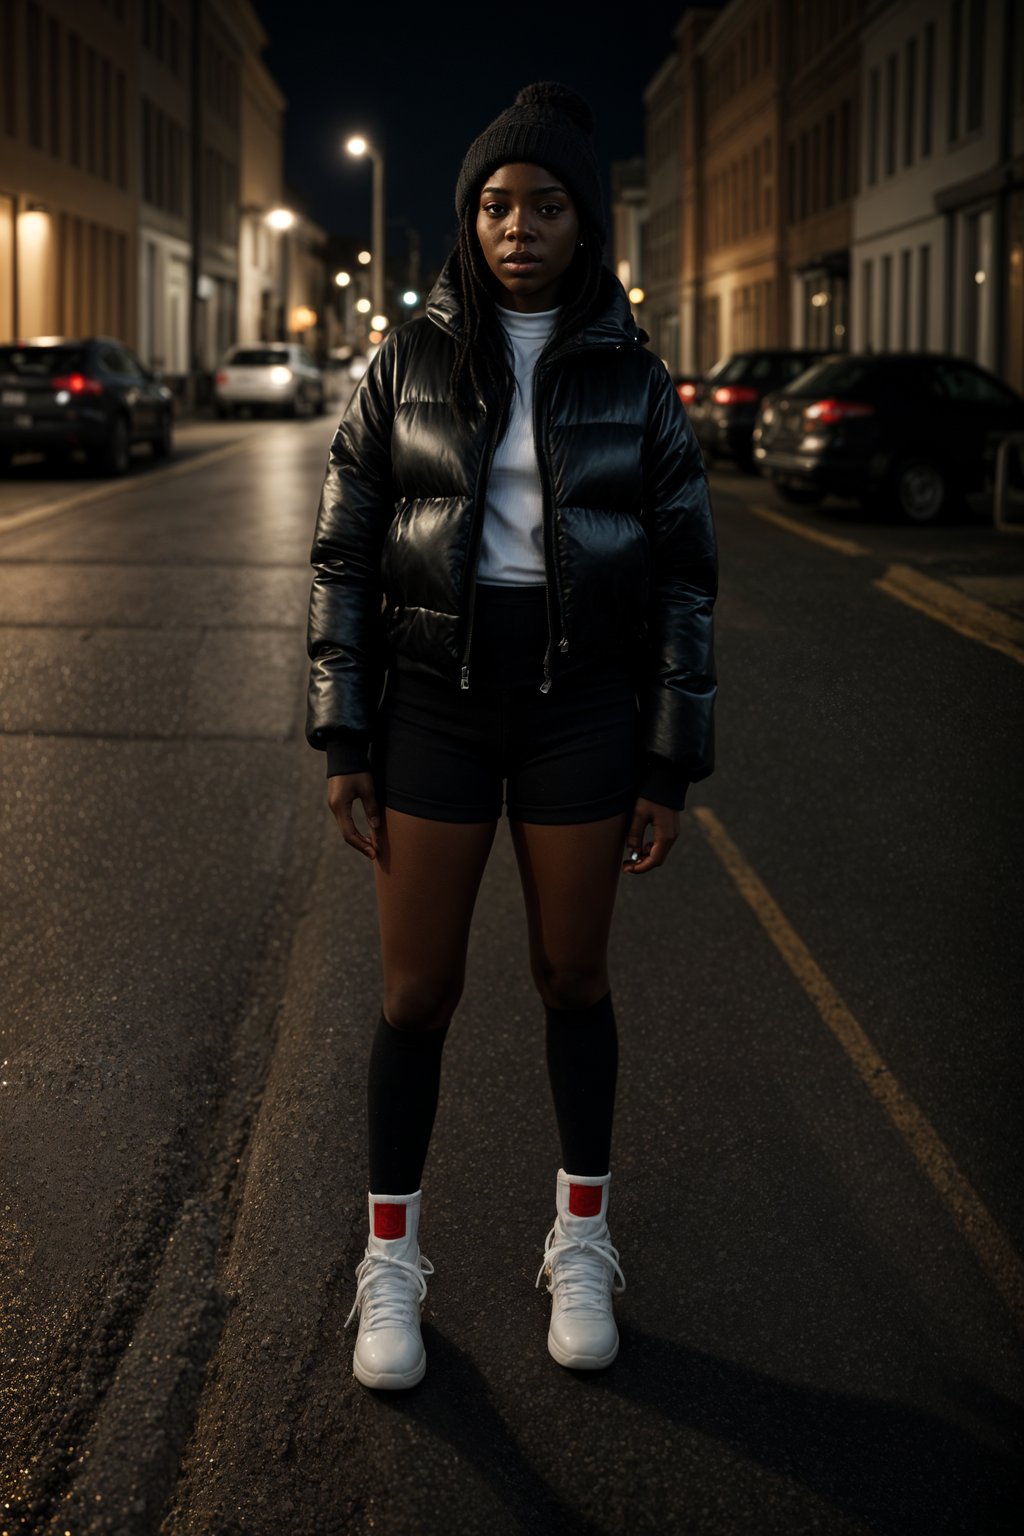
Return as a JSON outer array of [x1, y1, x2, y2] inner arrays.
[[475, 162, 580, 313]]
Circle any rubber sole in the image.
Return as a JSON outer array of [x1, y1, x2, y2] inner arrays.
[[352, 1353, 426, 1390], [546, 1331, 619, 1370]]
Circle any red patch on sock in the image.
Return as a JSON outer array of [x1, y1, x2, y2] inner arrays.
[[568, 1184, 603, 1218], [373, 1202, 407, 1239]]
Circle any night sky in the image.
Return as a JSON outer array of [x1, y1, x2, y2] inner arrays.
[[251, 0, 727, 281]]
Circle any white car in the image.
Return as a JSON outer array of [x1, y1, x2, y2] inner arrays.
[[214, 343, 326, 418]]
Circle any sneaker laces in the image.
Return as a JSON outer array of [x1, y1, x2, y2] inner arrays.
[[535, 1222, 626, 1314], [344, 1248, 434, 1331]]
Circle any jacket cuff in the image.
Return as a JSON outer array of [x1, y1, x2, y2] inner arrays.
[[638, 753, 689, 810], [325, 732, 372, 779]]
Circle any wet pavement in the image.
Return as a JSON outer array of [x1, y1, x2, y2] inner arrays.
[[0, 424, 1021, 1535]]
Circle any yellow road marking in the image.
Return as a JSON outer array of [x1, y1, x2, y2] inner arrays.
[[875, 563, 1024, 666], [692, 805, 1024, 1331], [747, 502, 869, 557], [0, 435, 254, 535]]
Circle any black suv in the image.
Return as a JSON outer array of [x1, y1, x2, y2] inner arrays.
[[752, 352, 1024, 523], [687, 349, 830, 470], [0, 337, 174, 476]]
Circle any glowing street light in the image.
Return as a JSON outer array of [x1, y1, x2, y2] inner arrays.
[[357, 250, 372, 266], [402, 290, 419, 307], [628, 286, 645, 305], [345, 135, 385, 313], [371, 314, 389, 331], [355, 297, 372, 314], [266, 207, 295, 230], [334, 270, 351, 287]]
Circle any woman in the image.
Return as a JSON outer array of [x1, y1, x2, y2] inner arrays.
[[306, 82, 717, 1390]]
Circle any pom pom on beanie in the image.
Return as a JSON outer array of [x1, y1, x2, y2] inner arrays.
[[455, 81, 606, 244]]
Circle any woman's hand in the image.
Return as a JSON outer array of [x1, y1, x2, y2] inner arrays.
[[622, 797, 679, 874], [327, 772, 381, 859]]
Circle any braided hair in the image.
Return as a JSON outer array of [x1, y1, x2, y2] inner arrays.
[[447, 210, 606, 426]]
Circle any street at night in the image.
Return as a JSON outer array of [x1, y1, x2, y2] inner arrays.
[[0, 415, 1020, 1534]]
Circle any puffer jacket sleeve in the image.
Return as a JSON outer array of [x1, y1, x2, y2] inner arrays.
[[640, 362, 718, 782], [306, 335, 398, 751]]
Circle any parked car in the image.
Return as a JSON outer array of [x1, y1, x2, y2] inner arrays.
[[0, 336, 173, 476], [214, 343, 326, 418], [673, 373, 702, 409], [752, 351, 1024, 524], [687, 349, 831, 470]]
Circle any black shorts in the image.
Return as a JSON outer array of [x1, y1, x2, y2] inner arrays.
[[370, 585, 640, 825]]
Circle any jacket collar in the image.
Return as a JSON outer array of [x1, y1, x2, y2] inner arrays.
[[425, 256, 647, 352]]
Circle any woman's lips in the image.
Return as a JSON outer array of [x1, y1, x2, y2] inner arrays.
[[502, 254, 541, 270]]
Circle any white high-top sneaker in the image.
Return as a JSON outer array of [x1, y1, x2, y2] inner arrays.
[[345, 1190, 433, 1389], [536, 1170, 626, 1370]]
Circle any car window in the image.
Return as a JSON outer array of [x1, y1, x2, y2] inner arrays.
[[930, 360, 1019, 406], [785, 356, 877, 393], [0, 345, 89, 376], [230, 348, 290, 366], [781, 355, 822, 381], [714, 356, 755, 383], [98, 345, 133, 374]]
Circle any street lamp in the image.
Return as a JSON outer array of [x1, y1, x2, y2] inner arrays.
[[345, 135, 385, 316], [266, 207, 297, 340], [334, 270, 351, 287]]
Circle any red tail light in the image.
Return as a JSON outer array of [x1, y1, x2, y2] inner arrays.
[[51, 373, 103, 396], [676, 381, 697, 404], [803, 398, 875, 427], [712, 385, 759, 405], [216, 371, 228, 385]]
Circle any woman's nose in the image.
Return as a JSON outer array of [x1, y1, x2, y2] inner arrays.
[[505, 209, 535, 240]]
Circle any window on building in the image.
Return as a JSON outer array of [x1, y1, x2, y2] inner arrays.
[[885, 52, 897, 175], [949, 0, 963, 141], [800, 130, 809, 220], [835, 99, 848, 200], [966, 0, 986, 133], [68, 33, 80, 163], [918, 245, 930, 347], [115, 72, 126, 188], [27, 2, 43, 148], [47, 16, 60, 156], [867, 68, 879, 185], [904, 36, 917, 167], [922, 23, 935, 155], [100, 59, 112, 181], [142, 99, 153, 203], [881, 253, 892, 345], [85, 46, 96, 174], [862, 259, 874, 349], [2, 0, 15, 136], [825, 112, 835, 206], [900, 248, 911, 349]]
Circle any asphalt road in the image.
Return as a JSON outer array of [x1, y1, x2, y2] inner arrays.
[[0, 414, 1021, 1536]]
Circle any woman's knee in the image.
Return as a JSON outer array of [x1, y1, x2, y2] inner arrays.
[[382, 975, 463, 1031], [532, 959, 609, 1012]]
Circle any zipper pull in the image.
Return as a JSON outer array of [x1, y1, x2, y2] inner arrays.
[[539, 678, 553, 695], [558, 636, 569, 653], [461, 666, 470, 691]]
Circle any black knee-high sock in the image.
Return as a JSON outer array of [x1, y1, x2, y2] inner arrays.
[[544, 992, 618, 1176], [367, 1012, 449, 1194]]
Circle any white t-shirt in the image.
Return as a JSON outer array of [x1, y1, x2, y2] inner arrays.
[[476, 302, 560, 585]]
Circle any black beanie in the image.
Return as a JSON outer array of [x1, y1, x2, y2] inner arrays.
[[455, 82, 606, 245]]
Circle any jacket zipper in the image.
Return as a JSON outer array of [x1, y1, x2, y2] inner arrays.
[[460, 374, 513, 690], [533, 352, 579, 694]]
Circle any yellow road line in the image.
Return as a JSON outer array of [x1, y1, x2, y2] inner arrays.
[[875, 563, 1024, 666], [747, 502, 869, 557], [0, 435, 254, 536], [692, 805, 1024, 1331]]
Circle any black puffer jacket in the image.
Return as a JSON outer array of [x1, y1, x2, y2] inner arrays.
[[306, 262, 717, 797]]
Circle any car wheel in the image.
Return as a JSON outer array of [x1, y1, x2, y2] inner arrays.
[[888, 457, 950, 525], [216, 402, 233, 420], [152, 412, 173, 459], [95, 416, 130, 477], [314, 388, 328, 416], [773, 477, 824, 507]]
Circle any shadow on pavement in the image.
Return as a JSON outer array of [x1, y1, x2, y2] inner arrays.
[[597, 1324, 1024, 1535]]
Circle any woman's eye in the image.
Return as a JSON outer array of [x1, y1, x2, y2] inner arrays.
[[540, 204, 566, 216], [483, 203, 507, 218]]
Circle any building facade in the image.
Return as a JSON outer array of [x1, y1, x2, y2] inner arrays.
[[640, 0, 1023, 392], [0, 0, 331, 393]]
